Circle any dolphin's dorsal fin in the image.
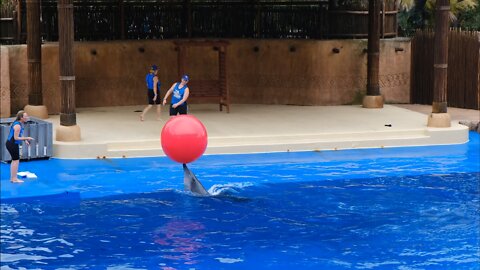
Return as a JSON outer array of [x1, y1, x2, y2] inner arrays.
[[183, 164, 209, 196]]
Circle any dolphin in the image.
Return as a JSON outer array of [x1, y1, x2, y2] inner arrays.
[[183, 164, 209, 195]]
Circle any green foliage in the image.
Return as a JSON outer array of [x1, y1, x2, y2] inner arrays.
[[424, 0, 478, 26], [398, 8, 425, 36], [458, 0, 480, 30], [0, 0, 15, 17], [398, 0, 479, 36]]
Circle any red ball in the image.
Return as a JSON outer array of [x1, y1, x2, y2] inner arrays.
[[161, 115, 208, 164]]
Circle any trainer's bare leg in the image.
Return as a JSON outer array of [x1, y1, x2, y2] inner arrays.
[[10, 160, 23, 183], [140, 105, 152, 121], [156, 105, 161, 121]]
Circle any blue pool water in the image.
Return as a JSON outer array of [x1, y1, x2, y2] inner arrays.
[[1, 132, 479, 270]]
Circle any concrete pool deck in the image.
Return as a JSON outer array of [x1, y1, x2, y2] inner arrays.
[[42, 104, 476, 159]]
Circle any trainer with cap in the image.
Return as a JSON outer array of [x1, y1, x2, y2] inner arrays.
[[5, 110, 34, 183], [163, 74, 190, 116], [140, 64, 162, 121]]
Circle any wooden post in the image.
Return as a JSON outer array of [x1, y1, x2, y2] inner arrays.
[[26, 0, 42, 105], [363, 0, 383, 108], [24, 0, 49, 118], [428, 0, 451, 127], [56, 0, 81, 141], [16, 0, 22, 43], [367, 0, 380, 96], [254, 0, 261, 38], [381, 0, 385, 38], [58, 0, 76, 126], [432, 0, 449, 114], [13, 10, 18, 43], [219, 45, 229, 112]]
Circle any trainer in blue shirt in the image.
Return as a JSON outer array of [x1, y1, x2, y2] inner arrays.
[[5, 110, 34, 183], [140, 64, 162, 121], [163, 74, 190, 116]]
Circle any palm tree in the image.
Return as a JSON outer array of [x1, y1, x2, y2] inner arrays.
[[402, 0, 478, 26], [398, 0, 477, 35], [424, 0, 478, 26]]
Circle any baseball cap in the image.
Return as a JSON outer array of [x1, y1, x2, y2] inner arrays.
[[151, 64, 158, 71], [182, 74, 190, 81]]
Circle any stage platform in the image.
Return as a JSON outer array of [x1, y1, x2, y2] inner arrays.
[[45, 104, 472, 159]]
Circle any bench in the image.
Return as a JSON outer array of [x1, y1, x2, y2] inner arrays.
[[174, 40, 230, 113], [188, 80, 230, 113]]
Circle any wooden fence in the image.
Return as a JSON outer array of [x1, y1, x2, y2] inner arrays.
[[328, 0, 397, 38], [4, 0, 330, 42], [0, 0, 18, 44], [0, 0, 399, 43], [411, 29, 480, 110]]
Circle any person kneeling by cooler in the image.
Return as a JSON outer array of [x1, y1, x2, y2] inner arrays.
[[163, 75, 190, 116]]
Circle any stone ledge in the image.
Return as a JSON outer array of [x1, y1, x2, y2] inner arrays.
[[56, 125, 82, 142], [427, 113, 451, 128], [362, 95, 384, 108]]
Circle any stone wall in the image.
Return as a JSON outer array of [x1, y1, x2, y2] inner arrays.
[[4, 39, 411, 114], [0, 46, 11, 117]]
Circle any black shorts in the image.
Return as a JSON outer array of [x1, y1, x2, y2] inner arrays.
[[147, 90, 161, 105], [5, 140, 20, 160], [169, 104, 188, 116]]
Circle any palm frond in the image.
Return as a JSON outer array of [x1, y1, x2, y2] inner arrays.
[[397, 0, 415, 10], [455, 0, 478, 12]]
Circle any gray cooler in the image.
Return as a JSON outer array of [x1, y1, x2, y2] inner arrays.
[[0, 117, 53, 162]]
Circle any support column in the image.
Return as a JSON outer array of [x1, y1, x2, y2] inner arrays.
[[16, 0, 22, 43], [428, 0, 451, 127], [363, 0, 384, 108], [56, 0, 81, 141], [24, 0, 49, 119], [219, 45, 229, 113], [253, 0, 261, 38]]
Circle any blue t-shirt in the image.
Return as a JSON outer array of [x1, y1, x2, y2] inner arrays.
[[8, 121, 23, 144], [145, 73, 161, 91], [171, 83, 187, 105]]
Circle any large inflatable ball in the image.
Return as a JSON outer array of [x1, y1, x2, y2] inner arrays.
[[161, 115, 208, 164]]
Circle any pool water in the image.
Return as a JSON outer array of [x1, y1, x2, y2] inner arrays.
[[1, 132, 479, 270]]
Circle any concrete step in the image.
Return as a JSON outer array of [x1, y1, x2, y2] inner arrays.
[[102, 129, 438, 157], [52, 125, 467, 159]]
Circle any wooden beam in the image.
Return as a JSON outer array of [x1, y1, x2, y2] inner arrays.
[[26, 0, 42, 105], [16, 0, 22, 43], [432, 0, 450, 113], [366, 0, 380, 96], [58, 0, 77, 126]]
